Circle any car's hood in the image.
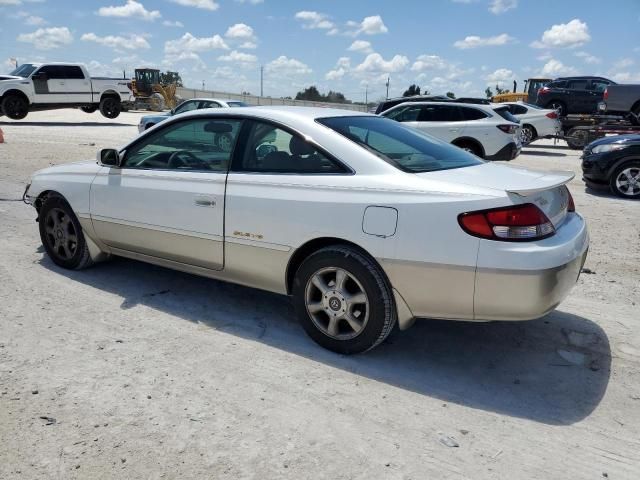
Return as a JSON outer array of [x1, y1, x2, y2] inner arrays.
[[32, 159, 101, 178], [0, 75, 23, 81], [588, 134, 640, 148], [141, 113, 171, 122]]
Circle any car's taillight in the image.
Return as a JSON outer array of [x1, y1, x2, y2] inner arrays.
[[538, 86, 550, 95], [545, 111, 558, 119], [497, 124, 518, 134], [603, 88, 608, 100], [567, 188, 575, 212], [458, 204, 555, 241]]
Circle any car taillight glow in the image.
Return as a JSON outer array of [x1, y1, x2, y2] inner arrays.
[[497, 124, 518, 134], [603, 88, 608, 100], [538, 86, 550, 95], [458, 204, 555, 241], [545, 111, 558, 119], [567, 188, 575, 212]]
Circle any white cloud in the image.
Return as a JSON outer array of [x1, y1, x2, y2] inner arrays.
[[294, 11, 334, 30], [266, 55, 312, 76], [170, 0, 219, 10], [355, 53, 409, 74], [17, 26, 73, 50], [25, 15, 46, 26], [574, 51, 601, 64], [347, 40, 372, 54], [609, 71, 640, 82], [235, 0, 263, 4], [225, 23, 254, 39], [346, 15, 388, 36], [218, 50, 257, 63], [325, 57, 350, 80], [613, 58, 634, 69], [485, 68, 514, 86], [453, 33, 514, 49], [165, 32, 229, 54], [97, 1, 161, 21], [81, 32, 150, 51], [239, 41, 257, 49], [0, 0, 47, 4], [489, 0, 517, 14], [163, 20, 184, 27], [539, 58, 578, 77], [411, 54, 448, 71], [531, 19, 590, 49]]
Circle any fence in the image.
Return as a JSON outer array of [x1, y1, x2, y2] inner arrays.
[[176, 87, 369, 112]]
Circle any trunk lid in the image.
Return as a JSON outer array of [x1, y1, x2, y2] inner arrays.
[[418, 163, 574, 227]]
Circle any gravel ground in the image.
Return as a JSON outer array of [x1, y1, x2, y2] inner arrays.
[[1, 109, 639, 480]]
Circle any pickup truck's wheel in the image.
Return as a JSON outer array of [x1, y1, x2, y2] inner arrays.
[[610, 161, 640, 199], [81, 105, 98, 114], [1, 94, 28, 120], [39, 195, 93, 270], [292, 246, 396, 354], [99, 97, 121, 119]]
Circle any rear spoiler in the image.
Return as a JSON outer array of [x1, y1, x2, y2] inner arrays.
[[506, 171, 575, 197]]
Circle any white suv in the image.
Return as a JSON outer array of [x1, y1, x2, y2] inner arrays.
[[380, 101, 521, 160]]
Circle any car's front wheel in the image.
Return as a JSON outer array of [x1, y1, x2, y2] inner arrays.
[[610, 161, 640, 199], [1, 94, 28, 120], [292, 246, 396, 354], [38, 194, 94, 270]]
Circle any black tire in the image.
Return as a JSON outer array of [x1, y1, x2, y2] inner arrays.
[[453, 140, 483, 158], [38, 194, 94, 270], [81, 105, 98, 114], [609, 161, 640, 199], [99, 97, 121, 119], [565, 127, 588, 150], [1, 94, 29, 120], [546, 100, 566, 117], [292, 246, 396, 354], [520, 124, 537, 145]]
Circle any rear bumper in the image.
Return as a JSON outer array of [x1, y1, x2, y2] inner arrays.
[[486, 142, 520, 161]]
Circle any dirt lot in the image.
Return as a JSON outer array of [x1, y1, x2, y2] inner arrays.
[[1, 109, 639, 480]]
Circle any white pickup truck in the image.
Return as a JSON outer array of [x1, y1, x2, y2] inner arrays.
[[0, 63, 133, 120]]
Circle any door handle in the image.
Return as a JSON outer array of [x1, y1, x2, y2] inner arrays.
[[194, 196, 216, 207]]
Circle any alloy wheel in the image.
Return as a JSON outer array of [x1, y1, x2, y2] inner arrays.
[[520, 126, 534, 144], [44, 208, 78, 260], [304, 267, 369, 340], [615, 167, 640, 196]]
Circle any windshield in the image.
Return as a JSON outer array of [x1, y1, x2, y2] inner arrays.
[[227, 101, 248, 107], [9, 64, 38, 77], [317, 116, 483, 173]]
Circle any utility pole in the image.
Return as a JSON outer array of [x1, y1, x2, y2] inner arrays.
[[202, 80, 205, 91], [385, 76, 390, 100], [260, 65, 264, 97], [364, 84, 368, 106]]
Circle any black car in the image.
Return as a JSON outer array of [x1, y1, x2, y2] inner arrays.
[[535, 76, 616, 116], [582, 134, 640, 198], [374, 95, 490, 114]]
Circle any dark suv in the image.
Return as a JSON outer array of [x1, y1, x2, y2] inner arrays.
[[535, 76, 616, 116]]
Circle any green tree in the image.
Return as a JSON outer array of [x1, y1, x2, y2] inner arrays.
[[446, 91, 456, 99], [295, 86, 351, 103], [159, 71, 183, 87], [485, 86, 494, 99], [402, 84, 421, 97], [495, 84, 510, 95]]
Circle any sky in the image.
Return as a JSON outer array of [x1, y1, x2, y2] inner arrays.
[[1, 0, 639, 102]]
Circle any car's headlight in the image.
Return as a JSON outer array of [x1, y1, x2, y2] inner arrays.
[[591, 143, 625, 154]]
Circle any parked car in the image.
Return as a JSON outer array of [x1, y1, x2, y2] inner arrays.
[[581, 134, 640, 198], [138, 97, 249, 133], [535, 76, 616, 116], [381, 101, 521, 160], [598, 84, 640, 116], [0, 63, 132, 120], [374, 95, 490, 114], [24, 107, 588, 353], [501, 102, 561, 144]]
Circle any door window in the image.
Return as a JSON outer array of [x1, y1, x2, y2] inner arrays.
[[173, 100, 200, 114], [199, 101, 221, 109], [122, 118, 242, 172], [591, 81, 609, 92], [59, 66, 85, 79], [567, 80, 588, 90], [459, 107, 488, 120], [508, 104, 528, 115], [385, 105, 422, 122], [418, 105, 463, 122], [234, 121, 346, 174]]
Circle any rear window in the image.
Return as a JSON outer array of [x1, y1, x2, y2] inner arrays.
[[317, 116, 483, 173], [493, 106, 520, 124]]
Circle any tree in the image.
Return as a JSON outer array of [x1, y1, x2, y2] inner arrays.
[[295, 86, 351, 103], [446, 91, 456, 99], [402, 84, 421, 97], [495, 84, 510, 95], [159, 71, 183, 87], [485, 86, 494, 99]]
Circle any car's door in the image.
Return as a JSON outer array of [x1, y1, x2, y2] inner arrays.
[[31, 65, 67, 103], [588, 80, 611, 111], [565, 79, 591, 113], [90, 116, 243, 270], [60, 65, 91, 103]]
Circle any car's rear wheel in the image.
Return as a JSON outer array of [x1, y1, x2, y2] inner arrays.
[[453, 140, 483, 158], [38, 195, 94, 270], [610, 162, 640, 199], [520, 124, 536, 145], [292, 246, 396, 354], [1, 94, 28, 120], [99, 97, 121, 119]]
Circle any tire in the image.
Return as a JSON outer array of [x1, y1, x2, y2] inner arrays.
[[453, 140, 482, 158], [546, 100, 566, 117], [81, 105, 98, 114], [99, 97, 121, 119], [565, 127, 588, 150], [38, 194, 94, 270], [292, 246, 397, 354], [520, 124, 536, 145], [1, 94, 29, 120], [609, 161, 640, 199]]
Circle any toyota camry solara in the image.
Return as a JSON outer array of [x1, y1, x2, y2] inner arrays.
[[24, 107, 589, 354]]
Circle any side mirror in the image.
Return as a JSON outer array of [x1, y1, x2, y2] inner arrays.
[[98, 148, 121, 167]]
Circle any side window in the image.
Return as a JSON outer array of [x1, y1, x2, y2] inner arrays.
[[510, 105, 528, 115], [419, 105, 462, 122], [460, 107, 488, 120], [568, 80, 588, 90], [37, 65, 61, 79], [385, 105, 421, 122], [123, 118, 242, 172], [591, 81, 609, 93], [199, 101, 220, 109], [235, 121, 345, 174], [548, 81, 566, 89], [59, 66, 85, 79], [174, 100, 199, 115]]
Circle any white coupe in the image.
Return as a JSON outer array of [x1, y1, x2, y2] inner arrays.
[[24, 107, 589, 354]]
